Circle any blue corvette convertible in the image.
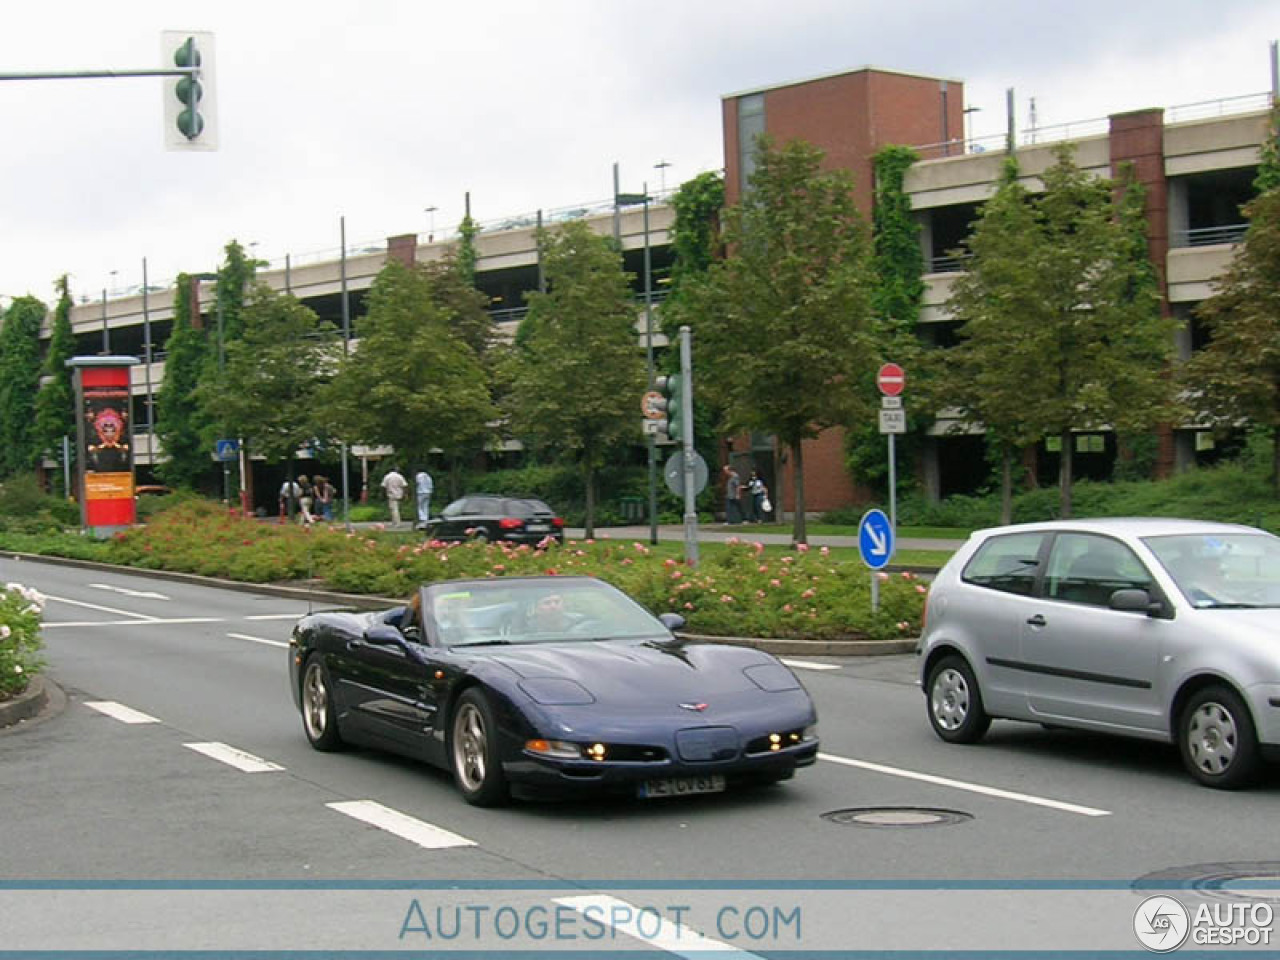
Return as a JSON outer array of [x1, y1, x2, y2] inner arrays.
[[289, 575, 819, 806]]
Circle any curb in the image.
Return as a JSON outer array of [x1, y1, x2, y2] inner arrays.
[[679, 633, 916, 657], [0, 674, 56, 731], [3, 551, 916, 658]]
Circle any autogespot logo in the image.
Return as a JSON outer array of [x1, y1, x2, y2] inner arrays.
[[1134, 895, 1191, 952]]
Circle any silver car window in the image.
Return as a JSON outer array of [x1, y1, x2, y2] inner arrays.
[[1144, 533, 1280, 608], [1046, 533, 1152, 607], [961, 532, 1047, 597]]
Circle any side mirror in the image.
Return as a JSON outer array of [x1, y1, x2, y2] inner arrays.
[[659, 612, 686, 632], [1110, 588, 1165, 617], [364, 623, 404, 647]]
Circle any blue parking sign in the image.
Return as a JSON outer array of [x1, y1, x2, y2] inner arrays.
[[858, 509, 894, 570]]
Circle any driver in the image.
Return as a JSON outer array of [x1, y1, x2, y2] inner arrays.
[[529, 592, 575, 633]]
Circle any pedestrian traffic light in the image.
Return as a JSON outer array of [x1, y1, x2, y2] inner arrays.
[[656, 373, 684, 443], [162, 30, 218, 151]]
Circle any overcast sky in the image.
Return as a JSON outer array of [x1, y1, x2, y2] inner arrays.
[[0, 0, 1275, 307]]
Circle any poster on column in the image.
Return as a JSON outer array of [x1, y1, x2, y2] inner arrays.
[[80, 365, 136, 526]]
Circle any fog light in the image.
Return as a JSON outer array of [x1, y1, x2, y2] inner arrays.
[[588, 743, 608, 761]]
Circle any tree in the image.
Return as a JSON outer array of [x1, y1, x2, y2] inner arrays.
[[926, 158, 1045, 522], [502, 220, 645, 537], [936, 147, 1173, 518], [680, 136, 877, 544], [154, 274, 212, 489], [32, 276, 77, 491], [318, 259, 496, 489], [1182, 102, 1280, 490], [198, 285, 334, 469], [0, 296, 48, 478]]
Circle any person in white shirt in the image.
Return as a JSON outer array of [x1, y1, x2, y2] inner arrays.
[[414, 468, 434, 530], [380, 466, 408, 527]]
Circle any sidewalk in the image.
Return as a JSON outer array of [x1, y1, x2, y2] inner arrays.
[[563, 523, 966, 553]]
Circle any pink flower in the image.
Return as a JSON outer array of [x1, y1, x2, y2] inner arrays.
[[901, 571, 914, 580], [720, 595, 735, 604], [819, 546, 830, 557], [621, 558, 634, 566], [755, 590, 766, 599], [664, 558, 677, 568], [783, 604, 793, 613], [897, 621, 910, 631], [492, 564, 505, 572], [877, 572, 890, 581], [758, 565, 769, 573], [801, 588, 815, 599], [670, 570, 683, 580], [726, 537, 741, 546], [796, 543, 809, 553], [770, 579, 781, 588], [781, 557, 794, 565], [753, 542, 764, 555], [683, 602, 695, 610], [916, 584, 928, 594]]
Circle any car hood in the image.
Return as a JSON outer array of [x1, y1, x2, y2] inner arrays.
[[479, 637, 796, 707], [1185, 607, 1280, 636]]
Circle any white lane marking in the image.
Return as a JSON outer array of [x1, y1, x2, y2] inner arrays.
[[43, 618, 222, 628], [43, 593, 160, 621], [184, 742, 284, 773], [85, 701, 160, 724], [819, 752, 1111, 817], [227, 632, 288, 649], [780, 658, 840, 672], [243, 614, 304, 621], [89, 583, 169, 601], [555, 894, 757, 958], [326, 800, 475, 850]]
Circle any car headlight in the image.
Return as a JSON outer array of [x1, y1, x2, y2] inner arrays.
[[518, 678, 596, 705], [744, 663, 801, 692]]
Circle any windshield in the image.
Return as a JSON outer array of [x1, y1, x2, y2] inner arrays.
[[1143, 532, 1280, 609], [424, 579, 668, 646]]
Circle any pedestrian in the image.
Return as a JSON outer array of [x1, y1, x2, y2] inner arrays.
[[749, 472, 771, 524], [380, 464, 408, 527], [278, 477, 301, 523], [414, 467, 434, 530], [722, 464, 742, 525], [297, 474, 315, 524], [313, 475, 335, 522]]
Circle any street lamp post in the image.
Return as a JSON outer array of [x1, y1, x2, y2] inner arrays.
[[424, 205, 438, 242], [615, 187, 657, 545], [194, 272, 229, 506]]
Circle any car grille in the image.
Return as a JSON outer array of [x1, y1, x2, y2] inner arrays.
[[675, 726, 740, 762]]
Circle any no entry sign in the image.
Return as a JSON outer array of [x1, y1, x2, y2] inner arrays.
[[877, 362, 905, 397]]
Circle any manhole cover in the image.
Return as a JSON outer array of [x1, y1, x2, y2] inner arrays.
[[822, 807, 972, 828], [1134, 863, 1280, 904]]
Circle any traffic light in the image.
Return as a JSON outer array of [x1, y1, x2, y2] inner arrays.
[[162, 31, 218, 151], [656, 373, 684, 443]]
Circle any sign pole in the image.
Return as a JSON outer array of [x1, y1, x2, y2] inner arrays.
[[680, 326, 699, 567], [889, 432, 897, 535]]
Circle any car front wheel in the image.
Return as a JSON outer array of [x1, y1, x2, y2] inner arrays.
[[1179, 685, 1261, 789], [927, 655, 991, 744], [301, 655, 343, 752], [450, 689, 510, 806]]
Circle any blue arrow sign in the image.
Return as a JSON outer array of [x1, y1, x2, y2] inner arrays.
[[858, 508, 894, 570]]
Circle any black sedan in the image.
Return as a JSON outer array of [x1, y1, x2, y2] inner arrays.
[[423, 495, 565, 545], [289, 576, 819, 806]]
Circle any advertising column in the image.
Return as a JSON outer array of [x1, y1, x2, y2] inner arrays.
[[67, 357, 139, 536]]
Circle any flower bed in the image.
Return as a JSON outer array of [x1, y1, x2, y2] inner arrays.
[[98, 502, 926, 642], [0, 583, 46, 701]]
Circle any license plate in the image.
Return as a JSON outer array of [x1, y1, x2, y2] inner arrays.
[[639, 775, 726, 799], [527, 524, 549, 532]]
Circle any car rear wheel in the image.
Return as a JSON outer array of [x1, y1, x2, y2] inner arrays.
[[450, 689, 510, 806], [927, 655, 991, 744], [1179, 685, 1261, 789], [301, 655, 343, 752]]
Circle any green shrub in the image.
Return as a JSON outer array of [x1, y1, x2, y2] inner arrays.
[[0, 583, 45, 700]]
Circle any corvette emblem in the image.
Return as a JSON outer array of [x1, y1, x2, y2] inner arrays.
[[679, 702, 708, 712]]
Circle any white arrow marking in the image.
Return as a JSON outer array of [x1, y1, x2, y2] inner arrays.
[[866, 526, 888, 556], [89, 583, 169, 601]]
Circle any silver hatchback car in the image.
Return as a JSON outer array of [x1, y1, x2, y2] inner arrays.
[[919, 518, 1280, 788]]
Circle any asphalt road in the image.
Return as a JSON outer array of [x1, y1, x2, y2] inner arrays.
[[4, 556, 1278, 952]]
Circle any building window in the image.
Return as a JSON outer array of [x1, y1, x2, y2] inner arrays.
[[738, 94, 765, 187]]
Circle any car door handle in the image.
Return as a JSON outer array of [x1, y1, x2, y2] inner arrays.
[[1026, 614, 1047, 627]]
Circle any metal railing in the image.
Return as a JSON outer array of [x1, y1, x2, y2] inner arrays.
[[1174, 224, 1249, 247]]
